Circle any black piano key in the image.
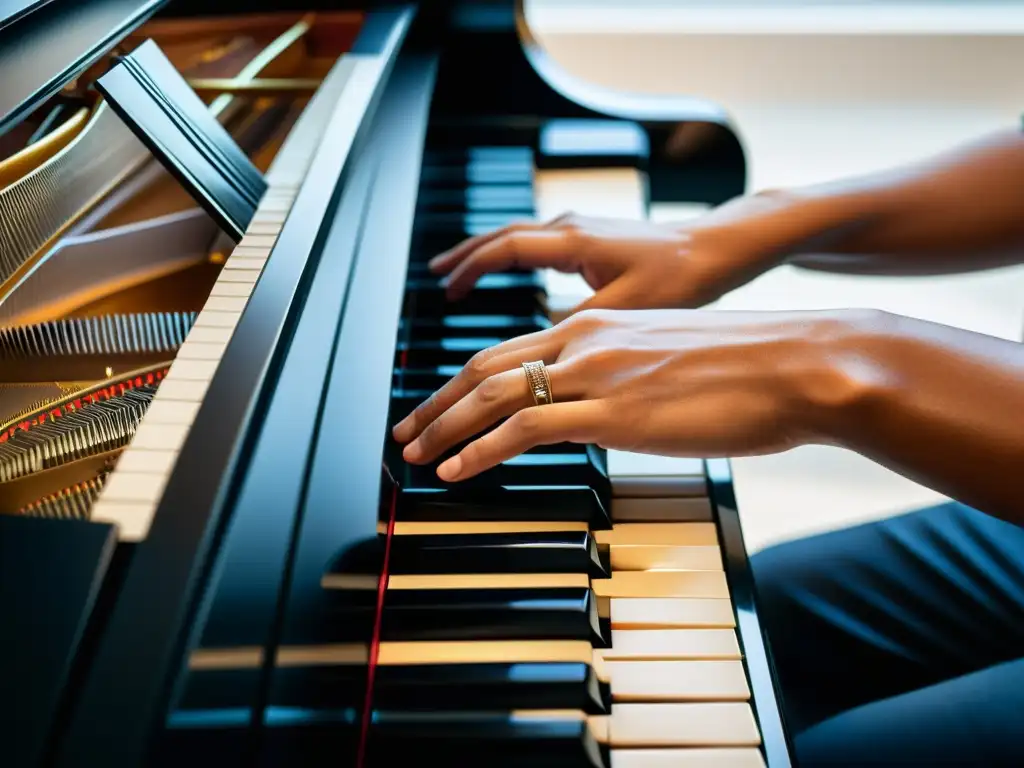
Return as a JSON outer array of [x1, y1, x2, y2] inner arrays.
[[398, 486, 611, 529], [398, 314, 549, 340], [412, 223, 524, 257], [420, 161, 533, 186], [404, 260, 536, 279], [379, 586, 603, 643], [193, 661, 608, 714], [388, 390, 429, 423], [392, 366, 461, 390], [372, 662, 609, 713], [404, 273, 544, 316], [417, 184, 535, 214], [396, 337, 507, 367], [422, 146, 534, 166], [386, 530, 608, 577], [365, 711, 608, 768], [397, 452, 603, 490], [415, 211, 524, 237]]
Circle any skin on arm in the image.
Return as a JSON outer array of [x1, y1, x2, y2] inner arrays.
[[393, 309, 1024, 528]]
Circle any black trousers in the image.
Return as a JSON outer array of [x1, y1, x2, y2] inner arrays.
[[751, 502, 1024, 766]]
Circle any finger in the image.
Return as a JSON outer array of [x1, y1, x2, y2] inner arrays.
[[436, 400, 609, 482], [392, 332, 562, 444], [428, 220, 546, 274], [444, 230, 580, 300], [403, 360, 576, 465]]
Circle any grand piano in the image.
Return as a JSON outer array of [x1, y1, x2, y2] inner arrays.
[[0, 1, 793, 766]]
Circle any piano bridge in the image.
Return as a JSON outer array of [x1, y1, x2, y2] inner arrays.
[[0, 2, 790, 766]]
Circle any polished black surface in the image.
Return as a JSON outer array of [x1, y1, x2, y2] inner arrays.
[[0, 0, 164, 136], [398, 485, 611, 527], [386, 530, 608, 576], [0, 515, 118, 768], [380, 585, 603, 642], [365, 711, 608, 768], [369, 662, 609, 713], [97, 39, 266, 240], [708, 458, 796, 768]]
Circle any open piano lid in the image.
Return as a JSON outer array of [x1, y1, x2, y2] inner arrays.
[[0, 0, 167, 137]]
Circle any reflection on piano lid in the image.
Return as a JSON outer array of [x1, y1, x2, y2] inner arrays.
[[0, 2, 792, 768]]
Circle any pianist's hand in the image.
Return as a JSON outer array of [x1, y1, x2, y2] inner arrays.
[[394, 307, 863, 481], [428, 204, 786, 312]]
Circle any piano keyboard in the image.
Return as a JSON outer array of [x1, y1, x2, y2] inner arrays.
[[163, 133, 779, 767], [362, 140, 768, 765]]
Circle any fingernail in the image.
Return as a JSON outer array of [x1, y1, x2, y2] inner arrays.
[[428, 255, 446, 271], [403, 442, 423, 463], [437, 455, 462, 481], [392, 421, 409, 442]]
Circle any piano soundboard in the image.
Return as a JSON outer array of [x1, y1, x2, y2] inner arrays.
[[0, 1, 793, 766]]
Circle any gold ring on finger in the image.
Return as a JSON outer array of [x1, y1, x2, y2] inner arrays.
[[522, 360, 554, 406]]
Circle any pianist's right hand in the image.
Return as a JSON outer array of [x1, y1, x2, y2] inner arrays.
[[431, 129, 1024, 314], [428, 193, 794, 313]]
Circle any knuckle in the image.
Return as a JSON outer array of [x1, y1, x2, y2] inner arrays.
[[464, 353, 492, 382], [565, 307, 608, 331], [576, 346, 618, 370], [475, 375, 507, 405], [512, 407, 544, 435]]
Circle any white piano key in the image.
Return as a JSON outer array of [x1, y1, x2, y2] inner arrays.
[[202, 296, 248, 313], [176, 341, 228, 361], [217, 269, 263, 284], [114, 448, 179, 476], [607, 451, 706, 497], [166, 358, 219, 381], [605, 703, 760, 747], [607, 660, 750, 702], [192, 310, 240, 328], [102, 471, 169, 504], [601, 629, 741, 661], [141, 399, 201, 425], [594, 571, 730, 599], [610, 598, 736, 629], [609, 544, 722, 572], [90, 500, 158, 542], [209, 280, 255, 297], [612, 496, 713, 522], [184, 325, 234, 344], [595, 523, 718, 547], [129, 422, 191, 452], [612, 749, 765, 768], [154, 378, 210, 402]]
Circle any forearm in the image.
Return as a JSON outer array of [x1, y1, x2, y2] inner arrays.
[[698, 129, 1024, 275], [808, 311, 1024, 525]]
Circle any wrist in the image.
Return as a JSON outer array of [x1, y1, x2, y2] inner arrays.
[[786, 308, 904, 446], [690, 187, 885, 267]]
